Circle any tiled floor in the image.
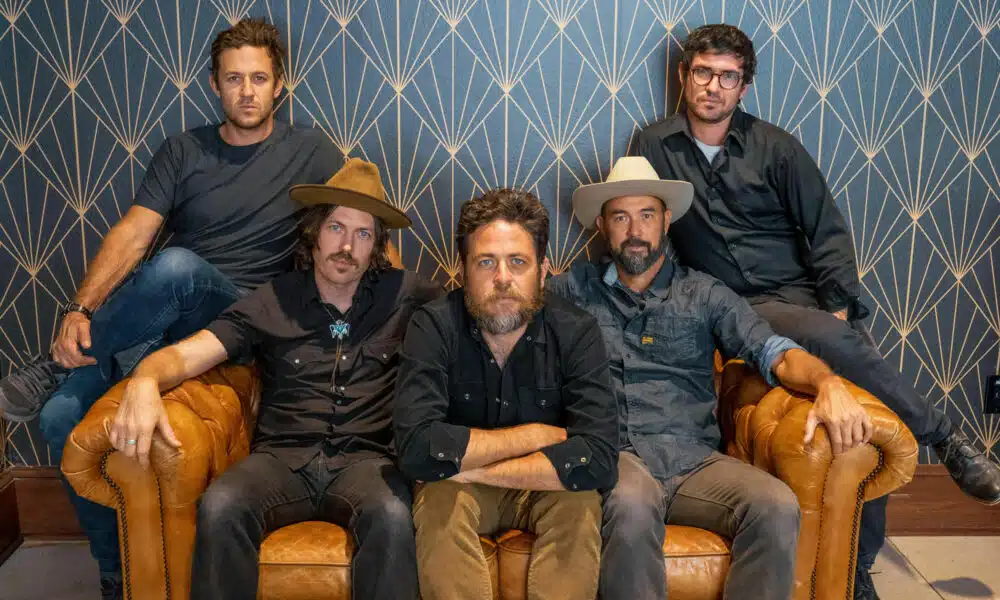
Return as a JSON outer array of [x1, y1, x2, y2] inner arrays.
[[1, 537, 998, 598], [872, 537, 1000, 599]]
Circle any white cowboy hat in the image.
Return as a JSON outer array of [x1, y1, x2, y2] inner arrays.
[[572, 157, 694, 229]]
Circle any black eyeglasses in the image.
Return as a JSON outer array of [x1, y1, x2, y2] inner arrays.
[[689, 67, 743, 90]]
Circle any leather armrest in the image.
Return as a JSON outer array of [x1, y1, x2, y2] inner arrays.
[[61, 365, 259, 600], [62, 364, 259, 509], [723, 363, 918, 600], [744, 382, 918, 501]]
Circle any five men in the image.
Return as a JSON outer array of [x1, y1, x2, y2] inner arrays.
[[1, 16, 989, 600], [0, 19, 340, 600], [635, 23, 1000, 599], [393, 189, 619, 600]]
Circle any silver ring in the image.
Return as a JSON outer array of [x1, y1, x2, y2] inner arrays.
[[125, 439, 137, 445]]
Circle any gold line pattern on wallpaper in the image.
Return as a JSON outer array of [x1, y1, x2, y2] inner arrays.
[[0, 0, 997, 467]]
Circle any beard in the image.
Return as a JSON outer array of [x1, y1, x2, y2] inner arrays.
[[224, 100, 273, 130], [610, 234, 667, 275], [465, 279, 544, 335], [686, 90, 739, 125]]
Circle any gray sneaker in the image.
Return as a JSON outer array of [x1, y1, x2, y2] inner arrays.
[[0, 356, 67, 422]]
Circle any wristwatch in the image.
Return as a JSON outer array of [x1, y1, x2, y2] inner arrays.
[[61, 302, 93, 320]]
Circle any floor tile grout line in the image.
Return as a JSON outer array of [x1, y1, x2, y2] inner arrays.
[[886, 538, 946, 599]]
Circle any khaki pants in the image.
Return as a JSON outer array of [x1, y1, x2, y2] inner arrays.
[[413, 480, 602, 600]]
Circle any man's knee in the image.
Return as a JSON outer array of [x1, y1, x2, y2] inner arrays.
[[197, 481, 254, 534], [358, 490, 415, 539], [144, 248, 205, 283], [741, 478, 801, 546], [412, 480, 478, 533], [755, 302, 856, 350], [533, 490, 601, 531], [602, 462, 665, 538]]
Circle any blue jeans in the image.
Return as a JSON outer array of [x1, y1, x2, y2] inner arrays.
[[39, 248, 243, 576]]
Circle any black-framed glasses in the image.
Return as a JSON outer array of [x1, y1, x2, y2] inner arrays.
[[689, 67, 743, 90]]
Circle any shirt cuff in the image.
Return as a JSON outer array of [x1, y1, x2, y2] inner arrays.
[[204, 320, 247, 361], [760, 335, 804, 387], [424, 422, 471, 480], [540, 436, 594, 491], [817, 282, 871, 320]]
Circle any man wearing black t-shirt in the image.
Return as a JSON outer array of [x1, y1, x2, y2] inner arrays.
[[0, 19, 340, 599]]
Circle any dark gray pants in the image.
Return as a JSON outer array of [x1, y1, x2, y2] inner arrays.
[[190, 451, 418, 600], [752, 300, 953, 571], [600, 451, 801, 599]]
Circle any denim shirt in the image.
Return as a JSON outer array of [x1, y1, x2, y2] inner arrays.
[[548, 259, 801, 488]]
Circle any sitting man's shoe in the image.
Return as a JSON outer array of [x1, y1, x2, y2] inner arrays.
[[0, 355, 67, 422], [854, 567, 881, 600], [933, 427, 1000, 505], [100, 576, 123, 600]]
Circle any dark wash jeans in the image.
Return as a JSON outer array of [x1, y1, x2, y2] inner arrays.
[[39, 247, 243, 576], [751, 300, 953, 572], [190, 452, 419, 600]]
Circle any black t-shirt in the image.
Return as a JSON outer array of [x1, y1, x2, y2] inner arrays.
[[134, 121, 342, 289]]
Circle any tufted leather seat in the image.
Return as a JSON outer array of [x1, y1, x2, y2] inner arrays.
[[62, 356, 917, 600]]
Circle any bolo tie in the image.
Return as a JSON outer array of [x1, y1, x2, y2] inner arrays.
[[323, 305, 351, 383]]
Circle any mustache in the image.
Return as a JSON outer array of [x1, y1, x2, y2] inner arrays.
[[326, 251, 358, 266], [619, 237, 652, 252], [486, 285, 527, 303]]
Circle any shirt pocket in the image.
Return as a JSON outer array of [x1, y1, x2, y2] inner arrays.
[[359, 338, 400, 378], [277, 345, 329, 384], [449, 381, 486, 425], [517, 386, 563, 425], [643, 315, 704, 365], [731, 181, 785, 226]]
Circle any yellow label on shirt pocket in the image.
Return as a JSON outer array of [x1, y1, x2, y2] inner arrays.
[[641, 336, 655, 345]]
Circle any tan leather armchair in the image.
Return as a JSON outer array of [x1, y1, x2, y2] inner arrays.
[[61, 358, 917, 600]]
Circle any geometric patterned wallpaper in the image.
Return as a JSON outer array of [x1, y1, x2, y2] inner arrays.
[[1, 0, 998, 468]]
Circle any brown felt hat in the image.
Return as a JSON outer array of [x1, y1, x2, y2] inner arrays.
[[289, 158, 411, 228]]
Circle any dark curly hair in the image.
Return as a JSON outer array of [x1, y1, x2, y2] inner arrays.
[[456, 188, 549, 263], [211, 18, 286, 84], [681, 24, 756, 85], [294, 204, 391, 273]]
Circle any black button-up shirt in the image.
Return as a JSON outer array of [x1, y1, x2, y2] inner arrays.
[[206, 268, 442, 470], [637, 108, 868, 318], [549, 259, 798, 491], [393, 289, 619, 491]]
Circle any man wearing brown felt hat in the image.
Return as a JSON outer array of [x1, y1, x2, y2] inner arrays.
[[108, 157, 440, 600]]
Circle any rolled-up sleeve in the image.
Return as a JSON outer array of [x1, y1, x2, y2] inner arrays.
[[540, 315, 619, 491], [758, 335, 805, 386], [204, 290, 267, 362], [393, 308, 470, 482]]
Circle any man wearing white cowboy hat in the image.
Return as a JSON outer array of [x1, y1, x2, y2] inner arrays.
[[548, 155, 873, 599], [108, 157, 440, 600]]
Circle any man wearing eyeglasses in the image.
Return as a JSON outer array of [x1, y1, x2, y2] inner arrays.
[[634, 23, 1000, 600]]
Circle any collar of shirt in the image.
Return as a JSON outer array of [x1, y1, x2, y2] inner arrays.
[[601, 259, 676, 301], [298, 268, 377, 336], [661, 107, 748, 152]]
